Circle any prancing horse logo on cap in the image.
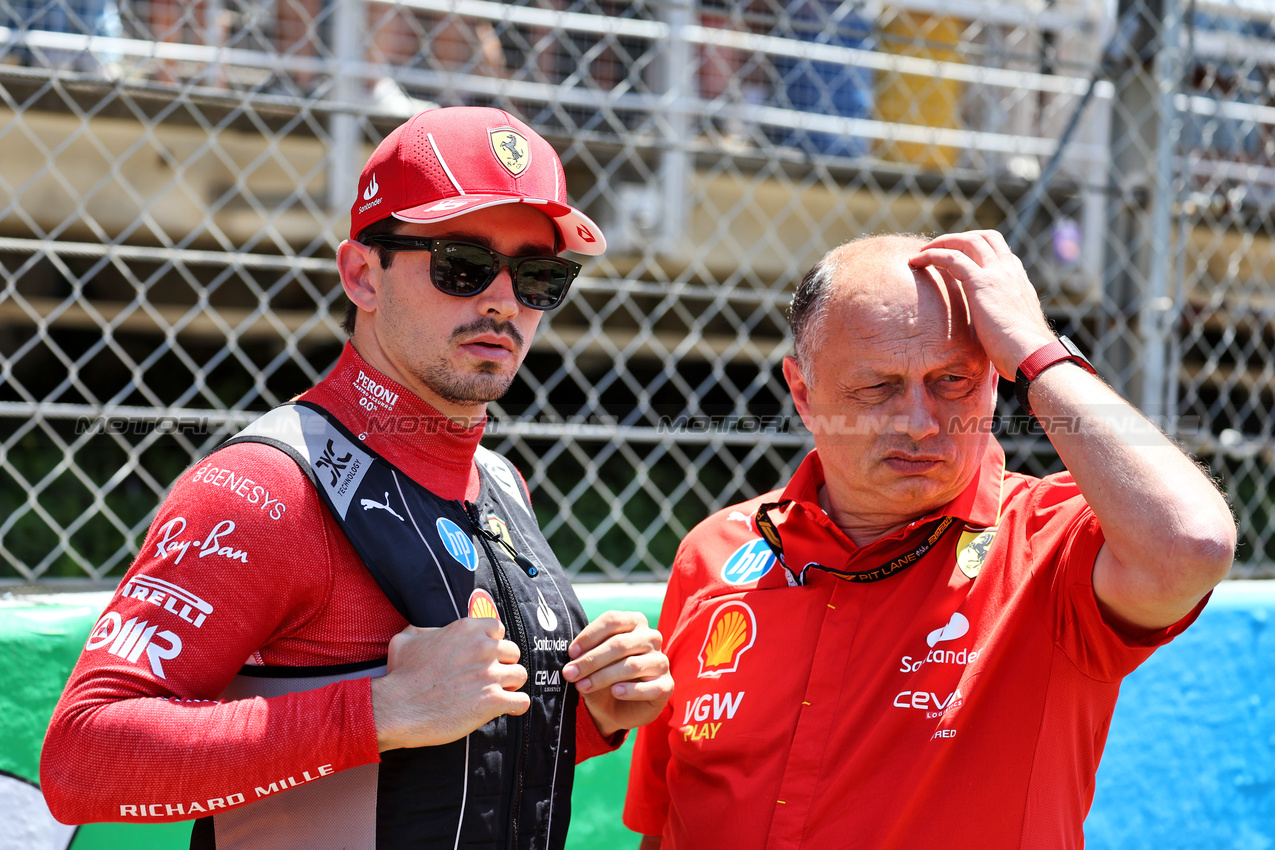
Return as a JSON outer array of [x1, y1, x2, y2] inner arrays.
[[490, 129, 530, 176]]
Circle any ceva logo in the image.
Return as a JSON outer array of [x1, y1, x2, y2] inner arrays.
[[720, 538, 776, 585], [697, 601, 757, 678]]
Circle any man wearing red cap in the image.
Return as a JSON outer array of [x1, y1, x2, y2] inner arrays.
[[42, 107, 671, 850], [624, 233, 1235, 849]]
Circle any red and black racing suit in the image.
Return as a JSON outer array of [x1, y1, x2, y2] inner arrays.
[[41, 343, 618, 839]]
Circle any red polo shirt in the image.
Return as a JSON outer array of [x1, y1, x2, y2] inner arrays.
[[624, 443, 1205, 850]]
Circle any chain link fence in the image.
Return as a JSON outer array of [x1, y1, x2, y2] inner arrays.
[[1, 0, 1273, 585]]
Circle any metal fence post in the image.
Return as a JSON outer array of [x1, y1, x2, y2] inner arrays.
[[1142, 0, 1184, 427], [328, 0, 365, 215], [1104, 0, 1174, 413], [655, 0, 691, 257]]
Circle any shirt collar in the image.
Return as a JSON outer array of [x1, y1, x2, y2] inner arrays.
[[299, 342, 485, 501]]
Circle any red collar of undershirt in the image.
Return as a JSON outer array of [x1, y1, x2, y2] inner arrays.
[[774, 441, 1007, 554], [298, 342, 484, 501]]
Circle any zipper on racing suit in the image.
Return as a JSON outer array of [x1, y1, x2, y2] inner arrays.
[[464, 500, 534, 850]]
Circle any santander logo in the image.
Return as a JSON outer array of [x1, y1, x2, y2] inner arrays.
[[926, 612, 969, 648], [363, 174, 379, 201], [535, 589, 559, 632]]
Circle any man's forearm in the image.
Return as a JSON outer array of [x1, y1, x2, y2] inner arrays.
[[1026, 362, 1235, 627], [42, 680, 380, 824]]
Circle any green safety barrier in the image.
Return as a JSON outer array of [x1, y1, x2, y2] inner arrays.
[[10, 583, 1275, 849], [0, 585, 665, 850]]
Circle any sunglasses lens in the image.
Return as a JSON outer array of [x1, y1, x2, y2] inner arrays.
[[433, 243, 498, 295], [512, 260, 573, 308], [424, 240, 576, 309]]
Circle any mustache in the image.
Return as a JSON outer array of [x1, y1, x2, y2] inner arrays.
[[449, 317, 525, 350]]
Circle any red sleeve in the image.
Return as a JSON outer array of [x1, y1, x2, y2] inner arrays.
[[622, 548, 692, 837], [40, 444, 384, 824], [1028, 473, 1208, 682], [573, 695, 627, 763]]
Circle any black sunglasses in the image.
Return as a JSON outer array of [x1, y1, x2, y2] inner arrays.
[[360, 235, 582, 310]]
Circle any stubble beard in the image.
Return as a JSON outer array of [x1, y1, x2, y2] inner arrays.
[[417, 317, 527, 406], [419, 359, 516, 405]]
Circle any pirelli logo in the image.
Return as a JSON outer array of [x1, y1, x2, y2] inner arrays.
[[119, 574, 213, 628]]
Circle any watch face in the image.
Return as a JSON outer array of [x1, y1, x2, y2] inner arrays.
[[1058, 336, 1096, 374]]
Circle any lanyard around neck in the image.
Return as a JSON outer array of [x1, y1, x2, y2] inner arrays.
[[754, 500, 957, 587]]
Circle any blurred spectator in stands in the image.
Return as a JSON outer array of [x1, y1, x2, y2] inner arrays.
[[699, 3, 771, 147], [367, 2, 506, 113], [275, 0, 325, 93], [3, 0, 119, 72], [771, 0, 874, 158]]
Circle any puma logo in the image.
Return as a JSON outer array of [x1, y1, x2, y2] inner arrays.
[[360, 492, 403, 522]]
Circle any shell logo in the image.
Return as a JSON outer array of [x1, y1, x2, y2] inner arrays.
[[697, 601, 757, 678], [468, 589, 500, 622]]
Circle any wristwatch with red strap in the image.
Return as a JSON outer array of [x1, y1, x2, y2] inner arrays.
[[1014, 336, 1097, 416]]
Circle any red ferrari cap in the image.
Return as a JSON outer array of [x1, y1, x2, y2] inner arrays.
[[349, 106, 606, 255]]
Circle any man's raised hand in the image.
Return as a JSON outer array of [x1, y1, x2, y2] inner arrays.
[[909, 229, 1056, 379], [371, 617, 529, 752], [563, 610, 672, 738]]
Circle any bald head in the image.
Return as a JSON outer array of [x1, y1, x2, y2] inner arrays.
[[790, 234, 974, 383]]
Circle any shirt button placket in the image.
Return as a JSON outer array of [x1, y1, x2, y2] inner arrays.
[[768, 582, 860, 849]]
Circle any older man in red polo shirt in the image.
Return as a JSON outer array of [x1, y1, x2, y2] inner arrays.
[[624, 231, 1235, 850]]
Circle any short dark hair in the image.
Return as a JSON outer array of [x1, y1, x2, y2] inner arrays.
[[789, 233, 930, 382], [788, 256, 837, 380], [342, 217, 405, 335]]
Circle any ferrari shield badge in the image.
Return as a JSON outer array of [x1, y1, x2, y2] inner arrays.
[[490, 129, 530, 176], [486, 512, 513, 549], [956, 527, 997, 580]]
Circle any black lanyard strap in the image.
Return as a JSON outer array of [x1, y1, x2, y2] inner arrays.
[[755, 500, 957, 586]]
